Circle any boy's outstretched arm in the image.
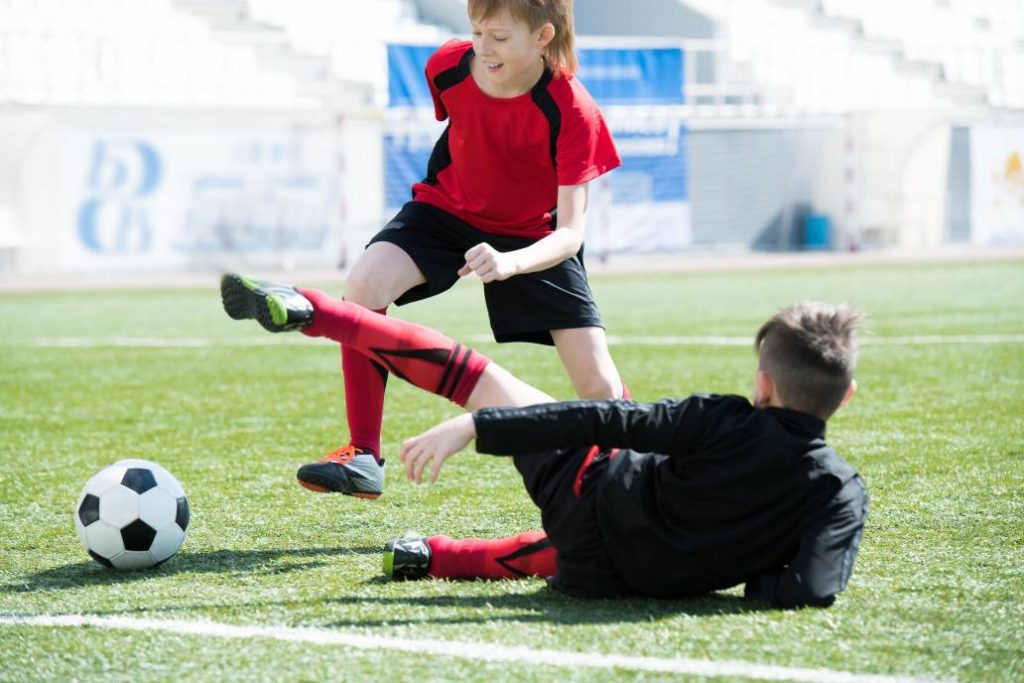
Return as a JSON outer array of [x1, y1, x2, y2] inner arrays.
[[472, 397, 711, 457], [401, 396, 714, 484]]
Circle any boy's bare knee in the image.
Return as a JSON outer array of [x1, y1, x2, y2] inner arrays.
[[344, 272, 392, 310], [574, 374, 622, 400]]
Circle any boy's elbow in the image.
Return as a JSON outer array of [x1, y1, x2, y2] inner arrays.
[[747, 571, 840, 609], [556, 225, 584, 254], [785, 592, 837, 609], [779, 584, 839, 609]]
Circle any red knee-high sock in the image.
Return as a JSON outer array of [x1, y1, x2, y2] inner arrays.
[[301, 289, 489, 407], [340, 308, 388, 461], [621, 380, 631, 400], [426, 532, 556, 580]]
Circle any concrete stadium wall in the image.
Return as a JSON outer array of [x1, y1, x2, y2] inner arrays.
[[0, 103, 991, 277], [686, 123, 842, 250], [855, 111, 952, 249]]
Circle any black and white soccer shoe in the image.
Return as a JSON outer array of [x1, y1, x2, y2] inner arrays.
[[220, 273, 314, 333], [383, 533, 431, 580]]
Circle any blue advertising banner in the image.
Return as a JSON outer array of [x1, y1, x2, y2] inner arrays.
[[611, 124, 688, 203], [578, 47, 684, 106], [386, 44, 685, 108], [385, 42, 691, 252], [384, 129, 435, 208], [387, 44, 437, 109], [383, 121, 687, 207]]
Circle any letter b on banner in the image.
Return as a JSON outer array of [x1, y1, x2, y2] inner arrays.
[[77, 140, 162, 253]]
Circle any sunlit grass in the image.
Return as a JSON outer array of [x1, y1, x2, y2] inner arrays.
[[1, 261, 1022, 682]]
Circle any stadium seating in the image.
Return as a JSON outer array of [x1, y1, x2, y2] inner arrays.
[[681, 0, 1023, 112], [0, 0, 447, 108], [0, 0, 313, 107], [536, 0, 1021, 113], [1, 0, 1019, 113]]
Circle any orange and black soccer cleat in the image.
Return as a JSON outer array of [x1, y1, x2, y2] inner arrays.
[[296, 445, 384, 499]]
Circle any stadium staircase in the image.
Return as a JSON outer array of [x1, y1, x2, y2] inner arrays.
[[173, 0, 446, 109], [3, 0, 1020, 114], [676, 0, 1023, 113], [0, 0, 445, 109]]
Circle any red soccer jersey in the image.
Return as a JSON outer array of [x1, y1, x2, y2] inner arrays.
[[412, 39, 621, 240]]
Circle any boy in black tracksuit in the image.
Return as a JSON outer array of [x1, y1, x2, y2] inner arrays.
[[472, 394, 867, 606], [220, 278, 866, 608], [394, 300, 867, 608]]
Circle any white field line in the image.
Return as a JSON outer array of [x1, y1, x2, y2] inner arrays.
[[9, 334, 1024, 349], [25, 336, 314, 348], [598, 334, 1024, 347], [0, 613, 935, 683]]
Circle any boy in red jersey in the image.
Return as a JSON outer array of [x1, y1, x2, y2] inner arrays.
[[224, 1, 629, 499], [219, 281, 867, 608]]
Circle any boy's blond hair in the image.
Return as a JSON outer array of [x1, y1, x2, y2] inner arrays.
[[755, 302, 863, 419], [468, 0, 579, 76]]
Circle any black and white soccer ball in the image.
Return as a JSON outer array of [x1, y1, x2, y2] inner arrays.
[[75, 459, 190, 570]]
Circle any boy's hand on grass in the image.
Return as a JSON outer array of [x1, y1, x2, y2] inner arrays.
[[400, 413, 476, 484]]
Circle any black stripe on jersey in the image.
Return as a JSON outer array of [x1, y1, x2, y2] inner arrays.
[[529, 68, 560, 170], [422, 48, 474, 188], [433, 47, 474, 93], [421, 123, 452, 187]]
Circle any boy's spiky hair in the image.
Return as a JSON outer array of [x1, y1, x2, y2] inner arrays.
[[755, 302, 864, 419], [467, 0, 578, 76]]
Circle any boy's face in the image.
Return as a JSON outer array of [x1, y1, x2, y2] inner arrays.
[[470, 11, 552, 91]]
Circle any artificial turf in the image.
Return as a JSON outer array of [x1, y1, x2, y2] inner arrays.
[[1, 260, 1022, 682]]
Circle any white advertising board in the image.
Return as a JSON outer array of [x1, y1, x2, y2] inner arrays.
[[970, 125, 1024, 245]]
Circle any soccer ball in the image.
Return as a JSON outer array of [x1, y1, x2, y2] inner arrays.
[[75, 459, 190, 570]]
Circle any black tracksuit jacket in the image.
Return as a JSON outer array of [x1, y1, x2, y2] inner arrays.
[[473, 395, 868, 608]]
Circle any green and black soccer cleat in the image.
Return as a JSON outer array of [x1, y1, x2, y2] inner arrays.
[[383, 533, 432, 580], [220, 273, 314, 333]]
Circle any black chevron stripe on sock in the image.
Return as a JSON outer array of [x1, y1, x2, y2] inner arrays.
[[495, 536, 554, 577], [370, 346, 450, 384]]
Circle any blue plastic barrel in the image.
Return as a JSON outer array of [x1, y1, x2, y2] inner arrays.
[[803, 214, 831, 250]]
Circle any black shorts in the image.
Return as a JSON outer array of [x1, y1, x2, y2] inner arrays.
[[513, 448, 629, 597], [368, 202, 604, 346]]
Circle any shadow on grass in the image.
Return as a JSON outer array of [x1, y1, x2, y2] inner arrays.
[[80, 587, 770, 627], [87, 589, 770, 626], [0, 546, 378, 593], [314, 589, 773, 627], [4, 547, 776, 626]]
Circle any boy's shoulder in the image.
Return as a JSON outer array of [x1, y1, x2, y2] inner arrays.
[[427, 39, 472, 76], [688, 392, 754, 411], [545, 71, 604, 116], [544, 70, 574, 94]]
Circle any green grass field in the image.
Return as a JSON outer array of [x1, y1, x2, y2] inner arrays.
[[1, 260, 1022, 682]]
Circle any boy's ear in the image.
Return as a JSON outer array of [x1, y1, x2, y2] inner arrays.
[[754, 370, 774, 408], [837, 379, 857, 410], [535, 23, 555, 48]]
